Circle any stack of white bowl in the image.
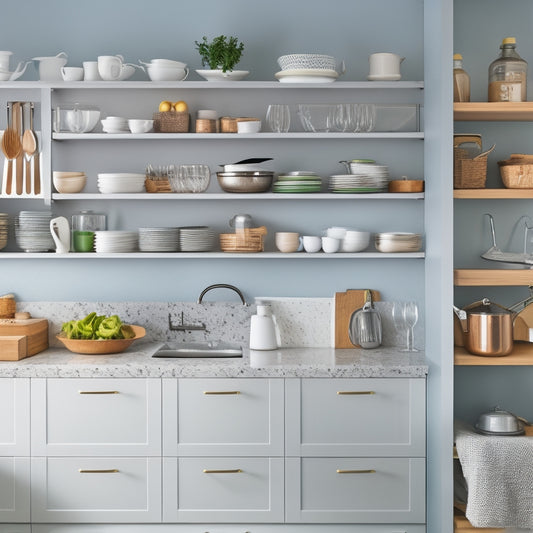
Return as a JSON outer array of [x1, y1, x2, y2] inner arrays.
[[275, 54, 341, 83], [375, 232, 422, 253], [101, 116, 128, 133], [0, 213, 8, 250], [142, 59, 188, 81], [97, 173, 146, 193]]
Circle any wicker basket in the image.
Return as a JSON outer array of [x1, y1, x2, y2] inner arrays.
[[153, 111, 189, 133], [499, 163, 533, 188], [145, 178, 172, 193], [0, 296, 16, 318], [220, 226, 267, 252], [454, 144, 495, 189]]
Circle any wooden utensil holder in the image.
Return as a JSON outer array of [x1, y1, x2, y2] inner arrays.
[[220, 226, 267, 252]]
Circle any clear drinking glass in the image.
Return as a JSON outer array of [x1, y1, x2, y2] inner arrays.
[[173, 164, 210, 193], [354, 104, 376, 132], [334, 104, 356, 132], [266, 104, 291, 133], [391, 301, 406, 344]]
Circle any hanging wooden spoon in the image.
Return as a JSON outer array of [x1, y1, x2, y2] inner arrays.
[[1, 103, 20, 195], [29, 103, 40, 195], [21, 103, 34, 193], [12, 102, 24, 195]]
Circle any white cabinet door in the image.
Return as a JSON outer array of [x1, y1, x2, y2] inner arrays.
[[163, 378, 284, 456], [286, 378, 426, 457], [0, 378, 30, 456], [31, 457, 161, 523], [162, 456, 284, 523], [285, 457, 425, 523], [31, 378, 161, 456], [0, 457, 30, 522]]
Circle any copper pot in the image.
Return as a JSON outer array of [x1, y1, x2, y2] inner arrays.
[[453, 298, 514, 356]]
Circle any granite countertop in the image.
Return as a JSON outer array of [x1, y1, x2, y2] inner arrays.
[[0, 342, 428, 378]]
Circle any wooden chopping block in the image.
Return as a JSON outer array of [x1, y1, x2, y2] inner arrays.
[[513, 303, 533, 342], [0, 335, 28, 360], [0, 317, 48, 358], [335, 289, 380, 348]]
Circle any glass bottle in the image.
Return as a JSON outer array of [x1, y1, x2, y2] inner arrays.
[[488, 37, 527, 102], [453, 54, 471, 102]]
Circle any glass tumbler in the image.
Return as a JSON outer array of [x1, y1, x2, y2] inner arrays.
[[176, 164, 210, 193], [266, 104, 290, 133]]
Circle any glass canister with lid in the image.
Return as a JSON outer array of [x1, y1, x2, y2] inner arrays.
[[488, 37, 527, 102], [71, 210, 106, 252]]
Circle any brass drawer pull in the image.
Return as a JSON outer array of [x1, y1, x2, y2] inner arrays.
[[79, 469, 119, 473], [78, 390, 119, 395], [337, 391, 375, 395], [203, 468, 242, 474], [337, 469, 376, 474], [203, 391, 241, 395]]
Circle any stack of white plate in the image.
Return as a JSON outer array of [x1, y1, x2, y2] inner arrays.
[[101, 116, 129, 133], [0, 213, 9, 250], [97, 173, 146, 193], [275, 54, 340, 84], [94, 231, 138, 253], [15, 211, 55, 252], [179, 226, 216, 252], [375, 232, 422, 253], [329, 174, 389, 193], [138, 227, 180, 252]]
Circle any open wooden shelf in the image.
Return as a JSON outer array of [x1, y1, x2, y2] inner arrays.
[[455, 344, 533, 365], [454, 269, 533, 286], [454, 507, 504, 532], [454, 189, 533, 199], [454, 101, 533, 121]]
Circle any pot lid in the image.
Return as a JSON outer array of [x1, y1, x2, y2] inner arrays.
[[464, 298, 512, 315]]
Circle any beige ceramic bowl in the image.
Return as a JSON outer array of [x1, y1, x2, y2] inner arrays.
[[53, 174, 87, 193]]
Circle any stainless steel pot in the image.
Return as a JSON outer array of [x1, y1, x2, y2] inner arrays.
[[453, 298, 514, 356]]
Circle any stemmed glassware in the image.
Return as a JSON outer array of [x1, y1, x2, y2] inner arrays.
[[392, 301, 419, 352], [266, 104, 290, 133]]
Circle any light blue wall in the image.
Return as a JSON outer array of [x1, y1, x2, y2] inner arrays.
[[0, 0, 426, 304], [454, 0, 533, 423]]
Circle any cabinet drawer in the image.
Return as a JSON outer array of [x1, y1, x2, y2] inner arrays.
[[163, 456, 284, 522], [0, 378, 30, 456], [286, 378, 425, 456], [285, 457, 425, 523], [163, 378, 284, 456], [31, 457, 161, 523], [0, 457, 30, 522], [31, 378, 161, 455]]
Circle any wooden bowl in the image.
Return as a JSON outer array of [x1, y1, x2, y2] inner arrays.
[[388, 180, 424, 193], [56, 325, 146, 355]]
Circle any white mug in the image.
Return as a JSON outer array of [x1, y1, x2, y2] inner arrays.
[[61, 67, 84, 81], [97, 55, 124, 81], [368, 52, 405, 79], [302, 235, 322, 253], [83, 61, 102, 81]]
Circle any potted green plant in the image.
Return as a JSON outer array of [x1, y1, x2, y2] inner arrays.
[[194, 35, 247, 80]]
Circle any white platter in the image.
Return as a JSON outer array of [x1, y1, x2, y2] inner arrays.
[[195, 69, 250, 82], [367, 74, 402, 81]]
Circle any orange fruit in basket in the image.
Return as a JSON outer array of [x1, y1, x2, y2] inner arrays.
[[159, 101, 172, 112], [173, 100, 188, 112]]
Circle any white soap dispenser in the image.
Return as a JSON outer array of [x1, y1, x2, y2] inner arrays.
[[250, 301, 281, 351]]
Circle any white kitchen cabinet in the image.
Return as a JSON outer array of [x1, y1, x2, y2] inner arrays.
[[0, 457, 30, 522], [0, 378, 30, 456], [163, 378, 284, 456], [162, 456, 284, 523], [285, 378, 426, 457], [285, 457, 425, 523], [30, 456, 161, 523], [31, 378, 161, 456]]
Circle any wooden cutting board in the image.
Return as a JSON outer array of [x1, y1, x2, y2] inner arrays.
[[334, 289, 380, 348], [513, 303, 533, 342], [0, 317, 48, 358]]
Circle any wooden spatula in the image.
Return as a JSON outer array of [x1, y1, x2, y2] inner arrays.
[[1, 103, 21, 195]]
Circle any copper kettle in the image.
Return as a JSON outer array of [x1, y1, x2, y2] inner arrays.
[[453, 298, 514, 356]]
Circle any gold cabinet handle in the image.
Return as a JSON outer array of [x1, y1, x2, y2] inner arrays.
[[79, 469, 119, 473], [78, 390, 119, 395], [203, 468, 242, 474], [337, 391, 375, 395], [337, 469, 376, 474], [203, 391, 241, 395]]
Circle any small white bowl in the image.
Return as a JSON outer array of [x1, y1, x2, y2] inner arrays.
[[53, 174, 87, 193], [147, 66, 188, 81], [128, 119, 153, 134], [237, 120, 261, 134]]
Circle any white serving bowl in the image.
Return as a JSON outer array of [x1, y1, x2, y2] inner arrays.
[[237, 120, 261, 134], [53, 174, 87, 193], [147, 65, 188, 81], [341, 231, 370, 252], [128, 119, 154, 134], [278, 54, 337, 71], [150, 58, 187, 68], [64, 108, 100, 133]]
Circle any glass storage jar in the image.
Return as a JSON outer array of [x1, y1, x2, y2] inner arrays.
[[71, 210, 106, 252], [453, 53, 471, 102], [488, 37, 527, 102]]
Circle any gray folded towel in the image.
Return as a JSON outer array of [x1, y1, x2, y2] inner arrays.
[[455, 421, 533, 529]]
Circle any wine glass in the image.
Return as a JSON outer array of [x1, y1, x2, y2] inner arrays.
[[266, 104, 290, 133], [403, 301, 419, 352]]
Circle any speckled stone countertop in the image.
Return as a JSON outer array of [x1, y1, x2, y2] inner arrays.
[[0, 342, 428, 378]]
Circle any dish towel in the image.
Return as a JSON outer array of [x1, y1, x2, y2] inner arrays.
[[455, 421, 533, 529]]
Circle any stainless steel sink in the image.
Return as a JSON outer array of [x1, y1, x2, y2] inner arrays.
[[152, 342, 242, 358]]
